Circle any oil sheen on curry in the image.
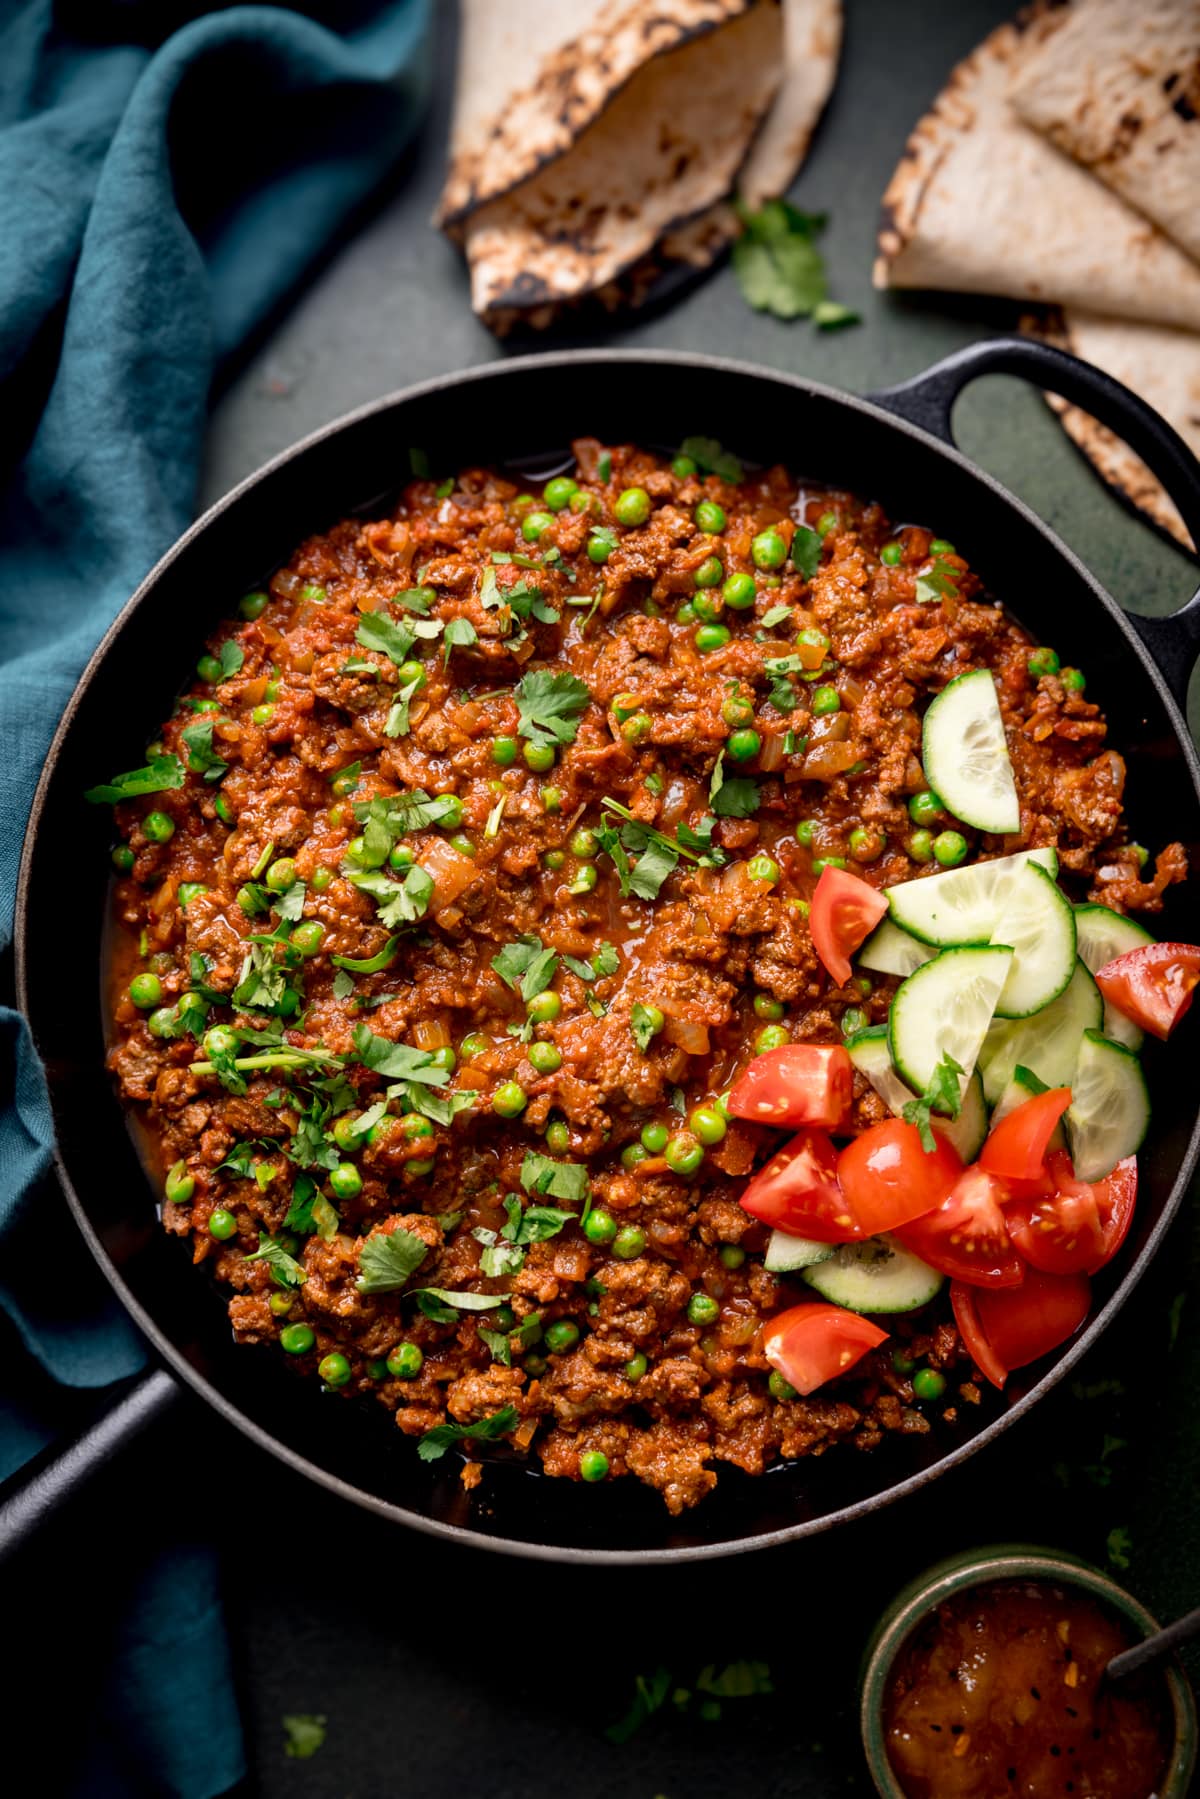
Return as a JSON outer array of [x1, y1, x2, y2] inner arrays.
[[96, 437, 1193, 1513]]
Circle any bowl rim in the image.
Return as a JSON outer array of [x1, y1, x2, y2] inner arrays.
[[858, 1544, 1198, 1798]]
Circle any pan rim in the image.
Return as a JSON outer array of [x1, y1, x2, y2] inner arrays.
[[16, 346, 1200, 1562]]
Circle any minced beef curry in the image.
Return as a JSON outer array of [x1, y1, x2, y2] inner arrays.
[[101, 440, 1183, 1513]]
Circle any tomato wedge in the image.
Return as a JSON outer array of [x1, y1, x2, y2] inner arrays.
[[836, 1118, 962, 1236], [809, 865, 888, 987], [951, 1268, 1091, 1390], [727, 1043, 853, 1131], [738, 1129, 862, 1241], [979, 1088, 1071, 1183], [1005, 1151, 1138, 1277], [762, 1302, 888, 1396], [897, 1166, 1024, 1289], [1095, 941, 1200, 1041]]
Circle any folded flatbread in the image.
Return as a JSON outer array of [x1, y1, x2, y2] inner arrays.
[[1026, 309, 1200, 553], [1011, 0, 1200, 268], [440, 0, 841, 330], [875, 4, 1200, 333]]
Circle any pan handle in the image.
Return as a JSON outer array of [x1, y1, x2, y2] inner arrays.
[[0, 1368, 180, 1565], [868, 336, 1200, 712]]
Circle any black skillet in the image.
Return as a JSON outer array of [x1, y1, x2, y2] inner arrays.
[[8, 339, 1200, 1565]]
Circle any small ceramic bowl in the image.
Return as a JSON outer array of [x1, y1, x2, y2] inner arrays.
[[859, 1544, 1197, 1798]]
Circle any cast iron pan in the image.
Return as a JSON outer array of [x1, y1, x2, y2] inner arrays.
[[8, 339, 1200, 1564]]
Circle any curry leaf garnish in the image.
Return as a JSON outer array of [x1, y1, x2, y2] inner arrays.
[[901, 1053, 964, 1153], [353, 1024, 450, 1086], [631, 1002, 664, 1054], [514, 670, 591, 749], [85, 754, 186, 805], [180, 717, 228, 783], [356, 1227, 430, 1294], [243, 1233, 307, 1288], [519, 1152, 590, 1206], [678, 436, 743, 484], [355, 611, 415, 665], [790, 525, 822, 580], [492, 934, 559, 1002], [416, 1404, 519, 1463]]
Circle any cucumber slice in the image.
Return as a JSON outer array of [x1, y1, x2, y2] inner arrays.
[[857, 918, 935, 978], [921, 668, 1020, 834], [846, 1025, 987, 1160], [765, 1230, 836, 1274], [1074, 903, 1154, 1053], [888, 945, 1014, 1095], [978, 960, 1103, 1105], [886, 847, 1059, 947], [803, 1234, 944, 1314], [991, 860, 1077, 1018], [1066, 1028, 1150, 1182]]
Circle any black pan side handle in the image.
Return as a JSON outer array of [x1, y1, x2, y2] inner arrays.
[[0, 1368, 181, 1566], [869, 336, 1200, 711]]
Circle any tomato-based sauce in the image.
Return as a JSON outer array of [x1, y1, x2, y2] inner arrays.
[[884, 1579, 1174, 1797]]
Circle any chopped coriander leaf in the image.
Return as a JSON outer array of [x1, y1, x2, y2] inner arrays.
[[414, 1286, 505, 1318], [218, 640, 244, 678], [915, 560, 960, 605], [435, 477, 454, 499], [732, 199, 845, 324], [709, 752, 760, 818], [330, 759, 362, 791], [272, 878, 306, 923], [763, 654, 803, 714], [901, 1053, 964, 1153], [563, 942, 619, 982], [180, 717, 228, 783], [598, 451, 612, 483], [631, 1002, 664, 1053], [519, 1152, 590, 1204], [355, 612, 415, 665], [345, 864, 434, 929], [606, 1668, 673, 1745], [392, 586, 436, 613], [331, 969, 355, 1001], [356, 1227, 430, 1294], [761, 602, 793, 628], [814, 300, 860, 331], [475, 1230, 526, 1279], [478, 1326, 512, 1367], [492, 934, 559, 1001], [514, 670, 591, 748], [384, 676, 422, 738], [442, 617, 478, 664], [352, 1024, 450, 1086], [331, 937, 399, 974], [678, 436, 743, 484], [790, 524, 822, 580], [416, 1404, 519, 1462], [85, 753, 186, 805], [354, 790, 459, 839], [409, 447, 431, 478], [244, 1233, 306, 1288], [283, 1715, 326, 1761], [504, 578, 558, 625]]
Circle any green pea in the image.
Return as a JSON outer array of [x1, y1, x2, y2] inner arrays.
[[460, 1033, 488, 1061], [584, 1209, 617, 1246], [319, 1352, 352, 1388], [395, 659, 426, 693], [389, 843, 415, 871], [929, 538, 956, 556], [613, 1225, 646, 1260], [848, 827, 882, 863], [492, 736, 518, 767], [423, 1046, 454, 1076], [747, 854, 779, 884], [811, 685, 841, 716], [908, 790, 942, 827], [528, 1041, 562, 1075], [329, 1164, 363, 1201], [564, 831, 597, 866], [291, 920, 325, 956], [165, 1161, 194, 1205], [406, 1158, 435, 1178], [665, 1133, 704, 1176], [752, 527, 787, 570], [811, 856, 846, 877], [332, 1115, 367, 1153], [621, 1143, 648, 1170], [620, 714, 651, 745], [143, 811, 175, 844], [817, 510, 839, 537], [694, 555, 724, 589], [720, 571, 755, 612], [795, 819, 816, 848], [768, 1370, 798, 1402], [212, 795, 235, 829], [879, 542, 903, 567], [719, 1244, 746, 1270], [400, 1113, 435, 1140], [1061, 667, 1086, 692], [693, 592, 723, 623], [614, 487, 651, 527], [688, 1105, 727, 1146], [523, 741, 556, 773], [539, 789, 563, 819], [310, 867, 332, 894], [722, 700, 755, 735], [545, 1119, 570, 1153], [579, 1450, 609, 1483], [1028, 646, 1060, 679], [265, 857, 296, 892], [755, 1024, 789, 1053], [727, 728, 761, 762], [129, 972, 162, 1009], [569, 490, 599, 515], [492, 1081, 527, 1118], [892, 1348, 917, 1375], [330, 765, 360, 798], [671, 455, 697, 478], [522, 510, 555, 543], [433, 796, 463, 831], [688, 1292, 719, 1326], [567, 865, 598, 894], [840, 1006, 868, 1038], [933, 830, 969, 868], [111, 843, 136, 873], [280, 1323, 315, 1356], [587, 528, 617, 564], [545, 1320, 580, 1354], [753, 993, 784, 1021], [908, 829, 934, 864], [207, 1207, 237, 1241], [912, 1367, 946, 1403], [527, 991, 562, 1026], [543, 849, 566, 871], [676, 601, 698, 625], [147, 1005, 178, 1039], [641, 1122, 669, 1154], [251, 704, 274, 727], [624, 1354, 649, 1385], [387, 1342, 423, 1379], [182, 882, 211, 910], [492, 1305, 517, 1333], [269, 1291, 294, 1318], [695, 624, 731, 653], [694, 500, 727, 534], [240, 590, 269, 619], [197, 653, 223, 685], [544, 476, 578, 512]]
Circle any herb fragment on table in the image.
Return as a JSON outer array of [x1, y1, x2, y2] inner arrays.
[[352, 1025, 450, 1086], [902, 1053, 964, 1153], [356, 1227, 430, 1294], [677, 436, 743, 483], [514, 670, 591, 748], [606, 1660, 773, 1743], [732, 200, 857, 329], [1106, 1525, 1133, 1571], [85, 753, 186, 805], [282, 1715, 326, 1761], [416, 1404, 519, 1462]]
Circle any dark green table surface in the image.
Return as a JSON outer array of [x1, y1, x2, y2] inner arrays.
[[159, 0, 1200, 1788]]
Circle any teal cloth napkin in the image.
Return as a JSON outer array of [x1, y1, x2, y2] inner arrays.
[[0, 2, 431, 1791]]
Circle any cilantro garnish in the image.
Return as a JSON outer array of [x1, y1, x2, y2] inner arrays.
[[331, 937, 399, 975], [329, 759, 361, 793], [180, 717, 228, 783], [763, 654, 803, 715], [401, 1085, 476, 1127], [218, 641, 244, 678], [285, 1174, 339, 1240], [901, 1053, 964, 1153], [85, 753, 185, 805], [520, 1152, 590, 1205], [514, 670, 590, 749], [356, 1227, 430, 1294], [392, 586, 435, 613], [352, 1024, 450, 1086], [492, 934, 559, 1002], [384, 676, 422, 738], [442, 617, 478, 664], [597, 797, 723, 900], [915, 556, 960, 606], [283, 1716, 326, 1761], [631, 1002, 664, 1053], [346, 864, 434, 929], [761, 602, 794, 628], [416, 1404, 519, 1463], [415, 1287, 506, 1322], [355, 611, 415, 665], [709, 752, 760, 818], [678, 436, 743, 483], [732, 201, 858, 329], [562, 943, 620, 983], [243, 1233, 306, 1288], [791, 524, 822, 580]]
